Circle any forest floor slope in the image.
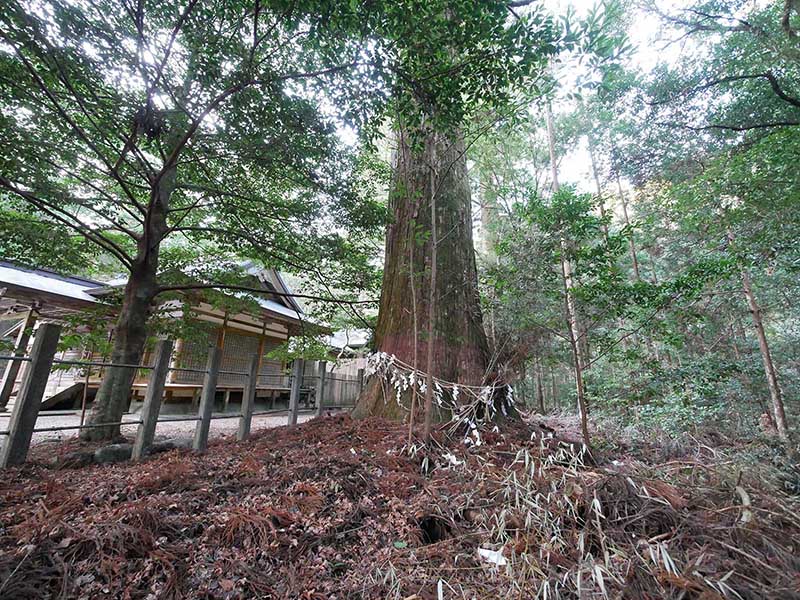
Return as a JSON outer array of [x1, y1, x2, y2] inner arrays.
[[1, 414, 798, 598]]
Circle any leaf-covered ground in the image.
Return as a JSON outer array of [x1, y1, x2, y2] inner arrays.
[[1, 414, 798, 599]]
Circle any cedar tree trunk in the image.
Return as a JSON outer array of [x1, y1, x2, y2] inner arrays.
[[352, 127, 490, 421]]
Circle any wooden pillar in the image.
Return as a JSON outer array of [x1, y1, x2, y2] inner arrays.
[[254, 326, 266, 400], [0, 323, 60, 468], [193, 318, 228, 450], [78, 346, 92, 426], [288, 359, 304, 426], [193, 343, 222, 451], [357, 367, 365, 394], [132, 340, 174, 460], [315, 361, 327, 416], [215, 313, 228, 385], [237, 354, 260, 441], [0, 309, 37, 410]]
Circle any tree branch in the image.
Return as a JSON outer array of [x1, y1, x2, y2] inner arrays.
[[649, 72, 800, 109], [764, 71, 800, 108], [36, 155, 145, 229], [2, 35, 146, 212], [663, 120, 800, 132], [158, 62, 362, 182], [0, 176, 134, 267]]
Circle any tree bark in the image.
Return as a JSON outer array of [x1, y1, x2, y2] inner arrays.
[[740, 267, 789, 439], [353, 126, 490, 421], [81, 165, 174, 440]]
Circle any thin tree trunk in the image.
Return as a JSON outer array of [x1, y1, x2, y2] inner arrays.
[[535, 356, 545, 414], [423, 140, 439, 443], [740, 267, 789, 439], [617, 172, 664, 362], [590, 142, 632, 354], [561, 257, 591, 447], [731, 319, 774, 426], [546, 101, 591, 449], [481, 173, 498, 349], [616, 172, 641, 281], [730, 322, 742, 362], [408, 206, 419, 443], [588, 138, 610, 243]]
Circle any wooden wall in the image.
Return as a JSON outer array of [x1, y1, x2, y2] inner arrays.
[[171, 328, 286, 388]]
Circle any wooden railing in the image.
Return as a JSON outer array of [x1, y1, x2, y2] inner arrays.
[[0, 324, 362, 468]]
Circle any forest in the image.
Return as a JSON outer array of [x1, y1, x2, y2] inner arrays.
[[0, 0, 799, 598]]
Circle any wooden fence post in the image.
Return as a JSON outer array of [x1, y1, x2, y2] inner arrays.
[[0, 323, 60, 468], [132, 340, 174, 460], [288, 359, 304, 426], [237, 354, 260, 441], [315, 361, 327, 417], [193, 344, 222, 451]]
